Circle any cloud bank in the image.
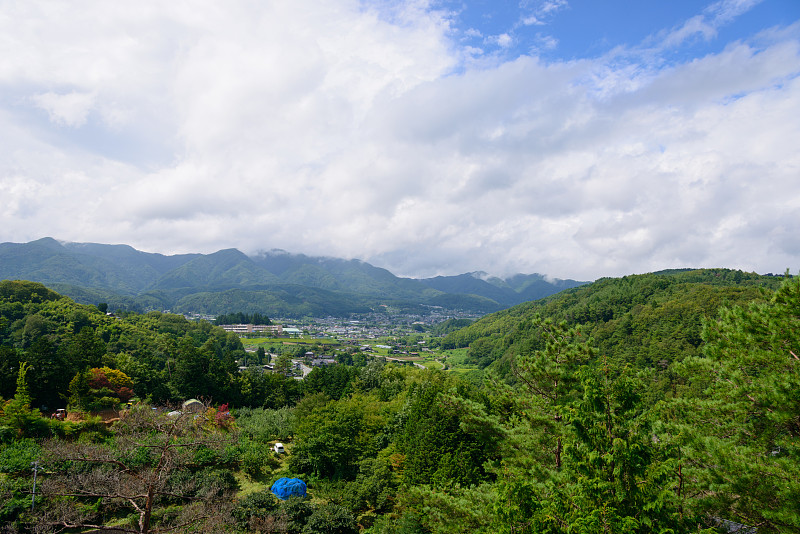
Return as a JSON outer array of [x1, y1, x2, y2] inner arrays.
[[1, 1, 798, 280]]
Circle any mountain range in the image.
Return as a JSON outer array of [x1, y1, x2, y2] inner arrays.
[[0, 237, 588, 317]]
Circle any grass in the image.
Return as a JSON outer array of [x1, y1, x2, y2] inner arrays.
[[419, 359, 445, 370], [241, 337, 340, 348], [234, 471, 271, 497], [440, 348, 471, 367]]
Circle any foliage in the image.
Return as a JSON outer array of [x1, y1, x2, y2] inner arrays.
[[235, 406, 295, 442], [290, 395, 388, 480], [232, 490, 282, 531], [394, 373, 502, 488], [0, 362, 50, 438], [214, 311, 271, 325], [669, 274, 800, 532], [495, 363, 697, 534], [36, 405, 237, 533], [0, 438, 41, 474], [69, 366, 135, 411], [302, 502, 359, 534]]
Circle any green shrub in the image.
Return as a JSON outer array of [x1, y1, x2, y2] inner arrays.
[[302, 503, 358, 534], [192, 467, 237, 499], [239, 438, 279, 479], [235, 407, 295, 442], [192, 444, 220, 465], [0, 438, 40, 474], [233, 490, 281, 530]]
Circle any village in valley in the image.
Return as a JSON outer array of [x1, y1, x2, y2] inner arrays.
[[201, 309, 481, 377]]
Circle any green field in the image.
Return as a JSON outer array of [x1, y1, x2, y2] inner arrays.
[[241, 336, 340, 348]]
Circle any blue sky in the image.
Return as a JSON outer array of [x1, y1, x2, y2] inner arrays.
[[442, 0, 799, 62], [0, 0, 799, 280]]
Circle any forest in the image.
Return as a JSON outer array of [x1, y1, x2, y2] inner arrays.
[[0, 269, 798, 533]]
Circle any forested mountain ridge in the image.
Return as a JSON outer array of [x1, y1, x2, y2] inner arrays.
[[444, 268, 785, 375], [420, 271, 586, 307], [0, 238, 586, 316]]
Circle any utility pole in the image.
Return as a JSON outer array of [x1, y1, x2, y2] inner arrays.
[[31, 460, 40, 510]]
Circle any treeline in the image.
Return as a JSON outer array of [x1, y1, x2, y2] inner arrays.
[[214, 312, 272, 325], [0, 280, 299, 411]]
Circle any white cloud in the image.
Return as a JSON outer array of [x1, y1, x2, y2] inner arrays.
[[490, 33, 513, 48], [30, 91, 95, 127], [660, 0, 765, 49], [0, 0, 798, 280]]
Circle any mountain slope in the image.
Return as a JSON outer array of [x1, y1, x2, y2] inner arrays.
[[251, 250, 440, 300], [1, 238, 586, 316], [440, 269, 785, 375], [420, 271, 588, 307], [153, 249, 279, 289]]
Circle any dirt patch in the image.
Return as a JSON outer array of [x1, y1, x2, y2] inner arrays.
[[65, 408, 122, 423]]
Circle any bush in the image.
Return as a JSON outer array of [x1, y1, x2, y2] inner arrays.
[[192, 467, 238, 499], [233, 490, 281, 530], [280, 496, 313, 533], [235, 407, 295, 442], [302, 503, 358, 534], [238, 438, 280, 479], [0, 425, 15, 444], [0, 438, 41, 474]]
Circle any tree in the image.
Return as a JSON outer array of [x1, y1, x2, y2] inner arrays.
[[302, 503, 358, 534], [672, 274, 800, 532], [0, 346, 21, 400], [273, 353, 293, 376], [37, 405, 237, 533], [395, 373, 501, 488], [170, 339, 233, 402], [290, 397, 373, 480], [495, 363, 693, 534], [0, 362, 48, 438], [24, 337, 73, 411], [69, 367, 135, 410], [66, 326, 106, 370], [510, 319, 593, 470]]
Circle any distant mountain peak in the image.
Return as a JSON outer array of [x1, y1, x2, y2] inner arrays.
[[31, 236, 65, 249]]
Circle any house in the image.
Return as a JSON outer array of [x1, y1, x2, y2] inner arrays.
[[219, 324, 283, 335]]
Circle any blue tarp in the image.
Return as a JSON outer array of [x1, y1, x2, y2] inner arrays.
[[271, 477, 307, 500]]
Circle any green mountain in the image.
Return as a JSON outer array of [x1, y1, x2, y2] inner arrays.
[[419, 271, 587, 306], [250, 250, 442, 299], [153, 249, 280, 289], [440, 268, 785, 378], [0, 238, 199, 295], [0, 238, 587, 316]]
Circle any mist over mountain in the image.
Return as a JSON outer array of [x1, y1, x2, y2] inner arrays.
[[0, 238, 588, 316]]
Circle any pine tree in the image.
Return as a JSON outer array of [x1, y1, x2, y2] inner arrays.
[[673, 274, 800, 532]]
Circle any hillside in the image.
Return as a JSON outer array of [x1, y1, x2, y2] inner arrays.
[[442, 269, 785, 382], [0, 238, 586, 316]]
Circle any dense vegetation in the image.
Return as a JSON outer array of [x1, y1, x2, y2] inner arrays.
[[0, 269, 797, 533], [214, 312, 273, 326]]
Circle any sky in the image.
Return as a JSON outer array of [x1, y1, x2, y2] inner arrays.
[[1, 0, 799, 281]]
